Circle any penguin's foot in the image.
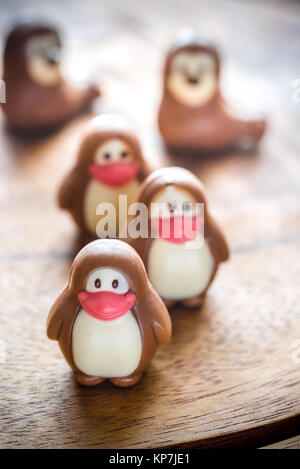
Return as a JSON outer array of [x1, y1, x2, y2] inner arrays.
[[180, 294, 206, 309], [74, 371, 105, 386], [109, 374, 143, 388]]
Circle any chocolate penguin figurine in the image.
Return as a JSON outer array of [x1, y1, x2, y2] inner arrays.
[[1, 18, 100, 132], [127, 167, 229, 309], [58, 114, 151, 242], [47, 239, 171, 387], [158, 29, 266, 152]]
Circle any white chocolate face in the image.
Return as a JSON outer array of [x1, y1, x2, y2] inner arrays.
[[94, 138, 134, 165], [85, 268, 129, 294], [26, 34, 61, 86], [150, 184, 197, 218], [167, 51, 217, 106]]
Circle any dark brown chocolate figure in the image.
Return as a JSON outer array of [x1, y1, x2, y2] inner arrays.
[[1, 18, 100, 132], [58, 114, 151, 242], [158, 29, 266, 152], [47, 239, 171, 387], [126, 167, 229, 309]]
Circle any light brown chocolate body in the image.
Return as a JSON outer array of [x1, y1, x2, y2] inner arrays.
[[1, 19, 99, 132], [47, 239, 171, 387], [158, 34, 266, 152], [126, 167, 229, 309], [58, 115, 151, 242]]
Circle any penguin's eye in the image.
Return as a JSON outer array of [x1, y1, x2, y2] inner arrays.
[[26, 36, 61, 86], [119, 147, 134, 162], [86, 268, 129, 293], [168, 203, 178, 213]]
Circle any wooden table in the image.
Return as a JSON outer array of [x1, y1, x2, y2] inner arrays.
[[1, 0, 300, 449]]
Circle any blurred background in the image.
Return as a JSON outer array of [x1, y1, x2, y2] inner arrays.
[[1, 0, 299, 125], [1, 0, 300, 253]]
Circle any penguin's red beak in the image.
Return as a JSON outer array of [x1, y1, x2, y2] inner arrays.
[[88, 162, 139, 186], [78, 290, 136, 321], [151, 214, 201, 244]]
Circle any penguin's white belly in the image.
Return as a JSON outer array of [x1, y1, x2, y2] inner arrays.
[[83, 179, 140, 236], [148, 238, 214, 300], [72, 309, 142, 378]]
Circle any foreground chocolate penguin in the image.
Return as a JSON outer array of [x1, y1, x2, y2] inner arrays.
[[127, 167, 229, 309], [158, 29, 266, 151], [47, 239, 171, 387], [1, 18, 99, 132], [58, 114, 151, 241]]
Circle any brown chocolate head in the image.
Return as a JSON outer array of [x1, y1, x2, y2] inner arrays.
[[138, 166, 207, 212], [162, 29, 220, 108], [75, 114, 150, 177], [158, 29, 266, 150], [1, 17, 100, 132], [3, 18, 62, 86], [70, 239, 153, 298], [47, 239, 171, 377]]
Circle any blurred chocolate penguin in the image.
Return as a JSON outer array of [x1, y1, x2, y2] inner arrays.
[[47, 239, 172, 387], [1, 18, 100, 132], [126, 167, 229, 309], [158, 28, 266, 152], [58, 114, 152, 242]]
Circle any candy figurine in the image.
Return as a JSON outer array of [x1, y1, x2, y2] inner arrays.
[[1, 18, 100, 132], [58, 114, 151, 242], [47, 239, 171, 387], [127, 167, 229, 309], [158, 29, 266, 152]]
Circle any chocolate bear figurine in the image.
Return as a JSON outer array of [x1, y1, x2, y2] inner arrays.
[[127, 167, 229, 309], [58, 114, 151, 242], [1, 18, 100, 132], [47, 239, 171, 387], [158, 29, 266, 152]]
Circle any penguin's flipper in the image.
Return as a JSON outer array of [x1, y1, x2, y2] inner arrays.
[[47, 286, 77, 341], [58, 169, 81, 210], [206, 215, 229, 264], [47, 303, 63, 341], [152, 319, 172, 345], [151, 296, 172, 345]]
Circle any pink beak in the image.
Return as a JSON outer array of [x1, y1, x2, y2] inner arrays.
[[151, 214, 201, 244], [78, 290, 136, 321], [88, 161, 139, 186]]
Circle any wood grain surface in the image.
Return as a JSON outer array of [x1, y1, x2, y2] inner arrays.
[[0, 0, 300, 449]]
